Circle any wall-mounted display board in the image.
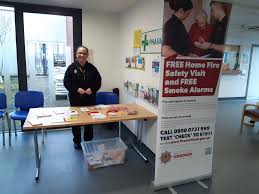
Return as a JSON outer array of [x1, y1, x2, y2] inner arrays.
[[141, 29, 162, 54]]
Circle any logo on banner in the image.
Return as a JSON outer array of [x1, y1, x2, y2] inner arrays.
[[173, 150, 192, 160], [160, 151, 172, 164]]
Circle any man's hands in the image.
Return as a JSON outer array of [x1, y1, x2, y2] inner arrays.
[[85, 88, 92, 95], [77, 88, 92, 95], [77, 88, 85, 95]]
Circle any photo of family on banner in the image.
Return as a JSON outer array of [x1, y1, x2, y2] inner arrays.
[[153, 0, 232, 190]]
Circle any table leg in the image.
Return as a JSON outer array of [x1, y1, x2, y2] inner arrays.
[[119, 121, 121, 138], [138, 120, 143, 147], [34, 128, 41, 180], [2, 117, 5, 146], [6, 114, 11, 146], [136, 121, 140, 145], [131, 120, 148, 162], [42, 128, 45, 144]]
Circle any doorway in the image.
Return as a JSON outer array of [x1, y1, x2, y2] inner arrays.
[[23, 13, 74, 107]]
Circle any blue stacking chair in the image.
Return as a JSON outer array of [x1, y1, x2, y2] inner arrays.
[[96, 92, 119, 130], [0, 92, 10, 146], [9, 91, 44, 137], [96, 92, 119, 105]]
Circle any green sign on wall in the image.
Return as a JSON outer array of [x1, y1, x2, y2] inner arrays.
[[141, 29, 162, 54]]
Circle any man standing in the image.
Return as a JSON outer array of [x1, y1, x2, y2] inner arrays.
[[161, 0, 194, 57], [64, 46, 102, 149], [194, 1, 229, 58]]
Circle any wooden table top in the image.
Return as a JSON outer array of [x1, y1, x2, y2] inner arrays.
[[23, 104, 157, 130]]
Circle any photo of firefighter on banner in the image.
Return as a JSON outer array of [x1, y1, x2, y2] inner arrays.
[[154, 0, 232, 189]]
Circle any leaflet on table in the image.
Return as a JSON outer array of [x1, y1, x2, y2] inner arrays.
[[64, 115, 78, 122], [53, 108, 69, 114], [49, 116, 65, 123], [36, 111, 52, 117], [28, 118, 43, 126], [36, 115, 64, 124], [107, 111, 128, 117], [69, 110, 79, 116], [90, 112, 106, 119]]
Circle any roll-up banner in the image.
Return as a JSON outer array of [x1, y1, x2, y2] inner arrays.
[[154, 0, 232, 189]]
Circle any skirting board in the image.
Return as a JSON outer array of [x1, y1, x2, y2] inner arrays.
[[151, 174, 212, 191]]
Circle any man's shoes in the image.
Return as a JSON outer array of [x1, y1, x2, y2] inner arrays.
[[74, 143, 82, 150]]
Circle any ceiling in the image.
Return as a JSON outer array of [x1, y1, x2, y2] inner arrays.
[[226, 0, 259, 43], [7, 0, 138, 13], [5, 0, 259, 14]]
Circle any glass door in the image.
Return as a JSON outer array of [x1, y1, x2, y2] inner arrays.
[[0, 6, 19, 112], [23, 13, 73, 107]]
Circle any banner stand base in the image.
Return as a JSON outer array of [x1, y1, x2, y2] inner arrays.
[[197, 180, 209, 189], [151, 174, 212, 191], [168, 187, 177, 194]]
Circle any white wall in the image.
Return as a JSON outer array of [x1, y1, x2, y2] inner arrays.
[[119, 0, 164, 153], [82, 11, 120, 91], [247, 46, 259, 99]]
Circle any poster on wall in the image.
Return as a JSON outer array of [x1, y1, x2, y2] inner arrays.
[[154, 0, 232, 189], [125, 56, 145, 70], [139, 85, 159, 106], [141, 29, 162, 54], [133, 29, 142, 48], [152, 57, 161, 77], [124, 81, 139, 97]]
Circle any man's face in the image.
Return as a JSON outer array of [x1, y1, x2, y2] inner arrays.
[[183, 10, 191, 20], [76, 47, 88, 65]]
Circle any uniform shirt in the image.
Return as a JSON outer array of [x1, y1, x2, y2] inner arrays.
[[63, 60, 101, 106], [209, 16, 228, 58], [163, 14, 191, 56]]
